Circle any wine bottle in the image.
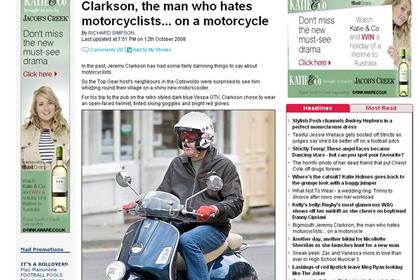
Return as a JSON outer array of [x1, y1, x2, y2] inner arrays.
[[51, 146, 68, 213], [399, 48, 409, 97]]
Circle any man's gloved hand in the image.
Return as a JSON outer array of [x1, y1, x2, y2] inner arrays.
[[122, 200, 138, 213], [196, 205, 218, 222]]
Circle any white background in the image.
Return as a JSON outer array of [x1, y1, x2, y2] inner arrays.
[[1, 0, 418, 279]]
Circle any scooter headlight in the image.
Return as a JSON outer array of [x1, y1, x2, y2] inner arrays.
[[105, 261, 126, 280]]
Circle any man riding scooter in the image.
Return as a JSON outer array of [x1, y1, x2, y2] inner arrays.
[[123, 111, 244, 280]]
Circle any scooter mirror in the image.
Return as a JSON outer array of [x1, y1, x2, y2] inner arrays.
[[183, 175, 223, 211], [206, 175, 223, 192], [116, 171, 132, 188]]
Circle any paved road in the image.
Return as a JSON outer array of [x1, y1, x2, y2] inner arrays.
[[83, 240, 275, 279]]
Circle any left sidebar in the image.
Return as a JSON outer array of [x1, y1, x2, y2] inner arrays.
[[19, 0, 72, 279]]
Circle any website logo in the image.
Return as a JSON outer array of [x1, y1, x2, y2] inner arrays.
[[289, 74, 322, 86], [289, 0, 327, 11], [24, 0, 67, 7]]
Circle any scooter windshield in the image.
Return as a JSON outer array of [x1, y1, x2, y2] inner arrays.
[[138, 191, 181, 218]]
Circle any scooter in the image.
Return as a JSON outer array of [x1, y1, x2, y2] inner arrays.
[[105, 171, 258, 280]]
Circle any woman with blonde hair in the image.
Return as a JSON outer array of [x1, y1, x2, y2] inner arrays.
[[384, 0, 411, 66], [21, 86, 69, 170]]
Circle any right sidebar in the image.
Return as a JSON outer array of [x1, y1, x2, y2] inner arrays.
[[286, 104, 413, 279]]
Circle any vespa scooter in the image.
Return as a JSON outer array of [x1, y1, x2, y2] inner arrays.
[[105, 171, 258, 280]]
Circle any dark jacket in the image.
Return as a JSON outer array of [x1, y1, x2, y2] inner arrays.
[[157, 146, 244, 236]]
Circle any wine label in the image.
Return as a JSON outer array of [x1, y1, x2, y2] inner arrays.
[[399, 69, 408, 83], [53, 176, 67, 193]]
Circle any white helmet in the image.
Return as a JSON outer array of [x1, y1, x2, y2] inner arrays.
[[174, 112, 215, 150]]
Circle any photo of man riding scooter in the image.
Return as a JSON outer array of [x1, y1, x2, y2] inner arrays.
[[122, 112, 245, 280], [82, 110, 275, 280]]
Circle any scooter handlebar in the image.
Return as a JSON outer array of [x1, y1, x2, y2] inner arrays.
[[117, 207, 139, 215], [181, 208, 217, 219], [182, 209, 203, 217]]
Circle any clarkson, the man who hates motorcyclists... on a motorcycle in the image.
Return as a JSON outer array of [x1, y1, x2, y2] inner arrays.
[[123, 111, 244, 280]]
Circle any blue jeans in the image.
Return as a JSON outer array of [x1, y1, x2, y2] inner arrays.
[[178, 225, 226, 280]]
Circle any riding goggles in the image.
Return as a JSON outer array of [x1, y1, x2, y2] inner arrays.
[[178, 131, 200, 143]]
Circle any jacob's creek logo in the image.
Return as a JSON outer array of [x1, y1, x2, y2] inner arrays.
[[23, 14, 69, 21], [354, 77, 395, 84], [289, 0, 327, 11], [289, 74, 322, 86], [24, 0, 67, 7]]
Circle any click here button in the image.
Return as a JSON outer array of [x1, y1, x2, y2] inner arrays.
[[23, 71, 58, 78]]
